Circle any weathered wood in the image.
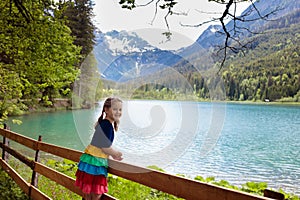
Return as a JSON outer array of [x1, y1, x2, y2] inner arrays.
[[1, 124, 9, 161], [34, 162, 116, 200], [102, 194, 117, 200], [0, 142, 35, 169], [108, 160, 272, 200], [38, 142, 81, 162], [0, 157, 30, 195], [31, 135, 42, 187], [0, 128, 278, 200], [4, 140, 9, 160], [34, 162, 83, 195], [0, 128, 38, 150], [2, 136, 7, 160], [30, 186, 51, 200], [264, 189, 285, 200]]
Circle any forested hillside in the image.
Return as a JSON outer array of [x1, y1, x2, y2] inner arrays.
[[219, 10, 300, 101], [127, 10, 300, 102]]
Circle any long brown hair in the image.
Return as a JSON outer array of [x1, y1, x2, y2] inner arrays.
[[97, 97, 122, 131]]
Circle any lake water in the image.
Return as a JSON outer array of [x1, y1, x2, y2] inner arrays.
[[8, 100, 300, 195]]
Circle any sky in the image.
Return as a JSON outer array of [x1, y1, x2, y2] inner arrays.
[[93, 0, 251, 50]]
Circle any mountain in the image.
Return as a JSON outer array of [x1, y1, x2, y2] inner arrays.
[[194, 0, 300, 49], [93, 30, 182, 82], [94, 0, 299, 84]]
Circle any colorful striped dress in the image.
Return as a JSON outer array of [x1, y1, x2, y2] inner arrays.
[[75, 119, 114, 194]]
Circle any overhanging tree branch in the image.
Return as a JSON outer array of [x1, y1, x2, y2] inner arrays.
[[10, 0, 34, 22], [119, 0, 281, 69]]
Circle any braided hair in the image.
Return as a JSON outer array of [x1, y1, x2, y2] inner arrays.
[[97, 97, 122, 131]]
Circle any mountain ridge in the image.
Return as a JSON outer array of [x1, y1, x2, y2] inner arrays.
[[94, 0, 299, 82], [94, 30, 182, 81]]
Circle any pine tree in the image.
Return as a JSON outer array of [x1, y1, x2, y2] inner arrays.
[[60, 0, 96, 64]]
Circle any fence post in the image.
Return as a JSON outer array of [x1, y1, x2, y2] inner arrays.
[[31, 135, 42, 188], [2, 123, 10, 161]]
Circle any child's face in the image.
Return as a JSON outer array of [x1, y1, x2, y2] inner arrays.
[[105, 101, 122, 122]]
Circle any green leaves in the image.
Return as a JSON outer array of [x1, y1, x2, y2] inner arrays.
[[241, 182, 268, 195], [0, 169, 31, 200], [0, 65, 25, 120], [0, 0, 82, 117]]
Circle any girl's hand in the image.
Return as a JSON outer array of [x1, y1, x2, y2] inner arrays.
[[112, 151, 123, 161], [113, 155, 123, 161], [102, 147, 123, 160]]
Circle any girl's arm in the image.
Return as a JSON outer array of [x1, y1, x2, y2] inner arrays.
[[102, 146, 123, 161]]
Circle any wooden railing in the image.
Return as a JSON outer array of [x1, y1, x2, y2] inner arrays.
[[0, 127, 284, 200]]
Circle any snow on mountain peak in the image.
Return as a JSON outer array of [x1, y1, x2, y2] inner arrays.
[[103, 30, 155, 56], [104, 35, 140, 55]]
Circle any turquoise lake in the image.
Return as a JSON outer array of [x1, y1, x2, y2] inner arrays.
[[8, 100, 300, 195]]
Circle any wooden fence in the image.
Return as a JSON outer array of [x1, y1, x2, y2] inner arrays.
[[0, 127, 284, 200]]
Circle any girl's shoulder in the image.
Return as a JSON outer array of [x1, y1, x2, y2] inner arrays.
[[100, 119, 111, 125], [99, 119, 113, 129]]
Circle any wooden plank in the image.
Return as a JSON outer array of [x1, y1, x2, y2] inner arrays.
[[34, 162, 84, 196], [30, 186, 52, 200], [102, 193, 117, 200], [0, 128, 10, 137], [0, 158, 30, 195], [34, 162, 116, 200], [0, 129, 275, 200], [0, 128, 38, 150], [108, 160, 272, 200], [264, 189, 284, 200], [0, 142, 35, 169], [38, 142, 82, 162]]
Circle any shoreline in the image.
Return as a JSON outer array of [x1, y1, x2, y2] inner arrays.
[[7, 98, 300, 118], [224, 100, 300, 106]]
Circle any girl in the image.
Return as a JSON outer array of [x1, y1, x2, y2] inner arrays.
[[75, 97, 123, 200]]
